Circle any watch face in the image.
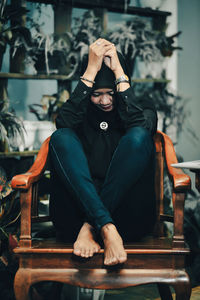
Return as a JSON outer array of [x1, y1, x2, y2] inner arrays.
[[120, 75, 129, 81]]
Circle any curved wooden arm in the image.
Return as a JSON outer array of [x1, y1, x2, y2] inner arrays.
[[156, 131, 191, 191], [11, 137, 50, 190]]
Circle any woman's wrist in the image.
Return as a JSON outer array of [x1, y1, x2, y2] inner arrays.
[[113, 66, 125, 78], [81, 69, 97, 87], [116, 82, 130, 92], [114, 67, 130, 92]]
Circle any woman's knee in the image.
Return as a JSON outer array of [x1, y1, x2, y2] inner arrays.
[[50, 128, 75, 143], [123, 127, 153, 151], [50, 128, 76, 145]]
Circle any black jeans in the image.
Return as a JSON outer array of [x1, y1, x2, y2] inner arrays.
[[49, 127, 156, 242]]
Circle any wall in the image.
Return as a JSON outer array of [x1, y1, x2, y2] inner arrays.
[[176, 0, 200, 162], [159, 0, 178, 91]]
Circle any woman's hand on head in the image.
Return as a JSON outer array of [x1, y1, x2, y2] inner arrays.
[[82, 38, 107, 84], [89, 38, 124, 78], [86, 39, 111, 74], [86, 39, 123, 74], [103, 42, 124, 77], [82, 38, 125, 87]]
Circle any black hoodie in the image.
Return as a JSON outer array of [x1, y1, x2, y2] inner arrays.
[[55, 53, 157, 188]]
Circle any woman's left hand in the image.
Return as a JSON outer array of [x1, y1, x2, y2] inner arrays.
[[103, 41, 124, 77]]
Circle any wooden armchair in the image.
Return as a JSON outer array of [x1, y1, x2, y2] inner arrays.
[[11, 130, 192, 300]]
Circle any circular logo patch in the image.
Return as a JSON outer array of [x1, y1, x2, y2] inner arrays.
[[100, 121, 108, 131]]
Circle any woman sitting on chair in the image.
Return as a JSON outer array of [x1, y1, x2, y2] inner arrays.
[[49, 38, 157, 266]]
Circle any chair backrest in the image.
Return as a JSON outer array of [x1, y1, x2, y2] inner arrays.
[[154, 131, 167, 236]]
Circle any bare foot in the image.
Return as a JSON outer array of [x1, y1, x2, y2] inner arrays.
[[101, 223, 127, 266], [73, 222, 101, 258]]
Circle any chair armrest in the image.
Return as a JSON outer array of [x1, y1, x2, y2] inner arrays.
[[157, 131, 191, 192], [11, 137, 50, 190]]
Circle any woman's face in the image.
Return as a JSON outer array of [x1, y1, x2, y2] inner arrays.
[[91, 88, 115, 112]]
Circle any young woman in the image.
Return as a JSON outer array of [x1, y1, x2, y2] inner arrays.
[[49, 38, 157, 266]]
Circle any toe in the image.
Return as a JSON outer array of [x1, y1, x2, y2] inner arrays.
[[110, 257, 118, 265], [88, 250, 93, 257], [73, 248, 81, 256], [85, 249, 91, 258], [94, 246, 100, 253], [80, 248, 86, 257], [118, 254, 127, 264]]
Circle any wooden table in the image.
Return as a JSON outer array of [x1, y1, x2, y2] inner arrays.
[[171, 160, 200, 192]]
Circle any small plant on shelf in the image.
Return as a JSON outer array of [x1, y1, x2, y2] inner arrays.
[[107, 17, 182, 76], [65, 12, 182, 79], [0, 0, 30, 71], [0, 99, 24, 152]]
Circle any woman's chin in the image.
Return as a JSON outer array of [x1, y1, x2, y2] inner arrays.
[[99, 105, 113, 112]]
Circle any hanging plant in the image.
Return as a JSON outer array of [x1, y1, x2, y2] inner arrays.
[[156, 31, 182, 57]]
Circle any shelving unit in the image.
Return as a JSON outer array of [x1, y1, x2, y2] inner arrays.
[[0, 0, 171, 155], [0, 0, 171, 79], [27, 0, 171, 18]]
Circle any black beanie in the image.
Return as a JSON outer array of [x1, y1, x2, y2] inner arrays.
[[80, 51, 131, 90]]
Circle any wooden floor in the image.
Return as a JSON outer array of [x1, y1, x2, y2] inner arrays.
[[103, 284, 200, 299]]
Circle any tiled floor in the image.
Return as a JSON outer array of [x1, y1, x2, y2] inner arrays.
[[103, 284, 200, 299], [31, 282, 200, 300], [59, 284, 200, 300]]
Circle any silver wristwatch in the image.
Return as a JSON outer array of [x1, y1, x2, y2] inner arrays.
[[115, 74, 129, 85]]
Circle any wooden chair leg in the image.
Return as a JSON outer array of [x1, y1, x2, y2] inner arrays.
[[173, 282, 192, 300], [14, 269, 32, 300], [31, 281, 63, 300], [157, 283, 173, 300]]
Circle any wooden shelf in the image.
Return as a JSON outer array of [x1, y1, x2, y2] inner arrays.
[[0, 150, 39, 158], [27, 0, 171, 17], [132, 78, 171, 83], [0, 73, 170, 83], [0, 73, 73, 80]]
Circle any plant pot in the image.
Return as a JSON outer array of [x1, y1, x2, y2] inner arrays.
[[33, 52, 47, 74], [0, 45, 6, 71], [19, 121, 56, 150], [33, 51, 68, 75], [138, 0, 165, 9], [0, 138, 9, 152], [37, 121, 56, 146], [19, 120, 37, 151]]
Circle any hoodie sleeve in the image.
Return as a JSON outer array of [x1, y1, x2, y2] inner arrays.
[[117, 86, 157, 135], [55, 80, 92, 129]]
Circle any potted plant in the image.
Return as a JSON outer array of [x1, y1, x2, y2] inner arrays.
[[28, 9, 101, 77], [0, 99, 24, 152], [0, 0, 30, 71], [107, 17, 182, 76], [65, 10, 102, 79], [27, 31, 71, 75]]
